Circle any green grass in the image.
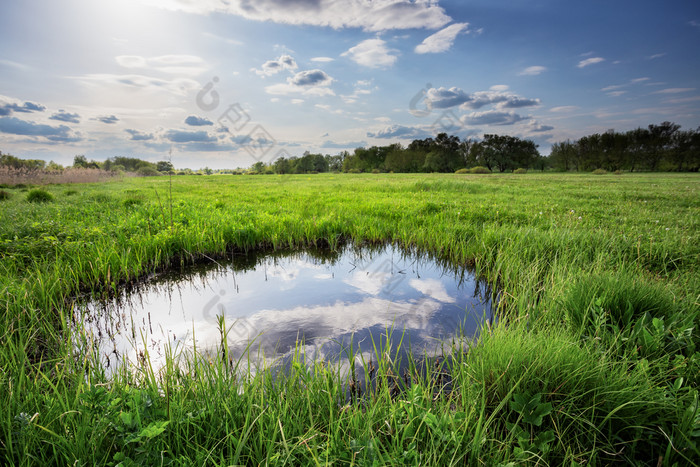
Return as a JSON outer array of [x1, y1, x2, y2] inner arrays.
[[0, 172, 698, 465]]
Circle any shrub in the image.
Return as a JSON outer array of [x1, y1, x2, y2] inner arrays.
[[513, 168, 528, 174], [26, 189, 54, 203], [614, 170, 623, 175], [347, 168, 362, 174], [455, 168, 469, 174], [371, 168, 381, 174], [592, 168, 607, 175], [469, 166, 492, 174], [137, 166, 161, 177], [0, 189, 10, 200]]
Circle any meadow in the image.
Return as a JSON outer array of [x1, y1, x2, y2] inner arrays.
[[0, 172, 698, 465]]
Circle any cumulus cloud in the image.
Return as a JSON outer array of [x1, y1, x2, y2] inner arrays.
[[0, 116, 81, 142], [252, 54, 298, 77], [289, 69, 332, 86], [0, 98, 46, 116], [143, 0, 452, 32], [125, 129, 154, 141], [526, 120, 554, 133], [342, 39, 398, 68], [462, 90, 539, 110], [164, 129, 217, 143], [265, 69, 334, 96], [424, 87, 471, 109], [367, 124, 431, 139], [424, 86, 540, 111], [415, 22, 469, 54], [185, 115, 214, 126], [577, 57, 605, 68], [96, 115, 119, 124], [461, 110, 529, 126], [115, 54, 208, 75], [518, 65, 546, 76], [49, 110, 81, 124]]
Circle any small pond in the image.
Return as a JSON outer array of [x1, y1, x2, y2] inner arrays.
[[77, 244, 496, 376]]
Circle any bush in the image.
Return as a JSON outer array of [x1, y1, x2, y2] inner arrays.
[[371, 168, 381, 174], [137, 166, 161, 177], [455, 168, 469, 174], [592, 168, 607, 175], [26, 189, 54, 203], [347, 168, 362, 174], [469, 166, 492, 174], [614, 170, 623, 175], [0, 189, 10, 200], [513, 168, 528, 174]]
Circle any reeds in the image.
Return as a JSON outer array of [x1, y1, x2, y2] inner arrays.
[[0, 166, 119, 186]]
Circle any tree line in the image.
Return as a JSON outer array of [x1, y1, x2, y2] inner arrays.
[[254, 132, 544, 175], [3, 121, 698, 175], [261, 122, 698, 174], [549, 122, 700, 172]]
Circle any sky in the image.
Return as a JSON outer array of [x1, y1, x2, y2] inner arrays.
[[1, 0, 699, 169]]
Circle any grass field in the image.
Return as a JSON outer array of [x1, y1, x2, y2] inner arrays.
[[1, 172, 699, 465]]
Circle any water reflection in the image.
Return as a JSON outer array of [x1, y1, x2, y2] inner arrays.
[[77, 244, 496, 375]]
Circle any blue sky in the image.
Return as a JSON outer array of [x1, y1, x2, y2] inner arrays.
[[1, 0, 699, 169]]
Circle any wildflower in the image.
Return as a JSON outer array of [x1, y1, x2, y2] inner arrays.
[[665, 227, 670, 231], [578, 216, 582, 220], [539, 211, 543, 215], [570, 209, 574, 213]]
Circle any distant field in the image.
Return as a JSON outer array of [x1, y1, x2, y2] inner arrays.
[[1, 172, 698, 465]]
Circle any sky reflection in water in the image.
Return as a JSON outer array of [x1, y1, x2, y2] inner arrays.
[[81, 245, 495, 374]]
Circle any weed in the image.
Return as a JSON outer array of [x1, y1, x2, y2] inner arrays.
[[26, 188, 54, 203]]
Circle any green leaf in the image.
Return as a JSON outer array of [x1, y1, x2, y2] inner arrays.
[[138, 421, 169, 440]]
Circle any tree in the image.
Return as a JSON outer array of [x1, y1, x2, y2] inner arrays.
[[250, 161, 265, 174], [273, 157, 291, 174], [73, 155, 89, 168], [645, 122, 680, 171], [156, 160, 174, 173]]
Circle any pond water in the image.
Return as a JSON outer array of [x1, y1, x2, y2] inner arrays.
[[77, 244, 496, 376]]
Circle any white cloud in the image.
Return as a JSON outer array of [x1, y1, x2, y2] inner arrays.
[[461, 110, 530, 126], [424, 86, 540, 112], [653, 87, 695, 94], [518, 65, 546, 76], [143, 0, 452, 32], [367, 124, 431, 139], [252, 54, 298, 77], [526, 120, 554, 133], [115, 54, 208, 75], [310, 57, 335, 62], [265, 69, 335, 96], [76, 74, 200, 96], [414, 22, 469, 54], [549, 106, 579, 113], [342, 38, 398, 68], [577, 57, 605, 68], [409, 279, 455, 303]]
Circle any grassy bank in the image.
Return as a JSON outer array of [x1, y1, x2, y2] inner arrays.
[[1, 173, 698, 465]]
